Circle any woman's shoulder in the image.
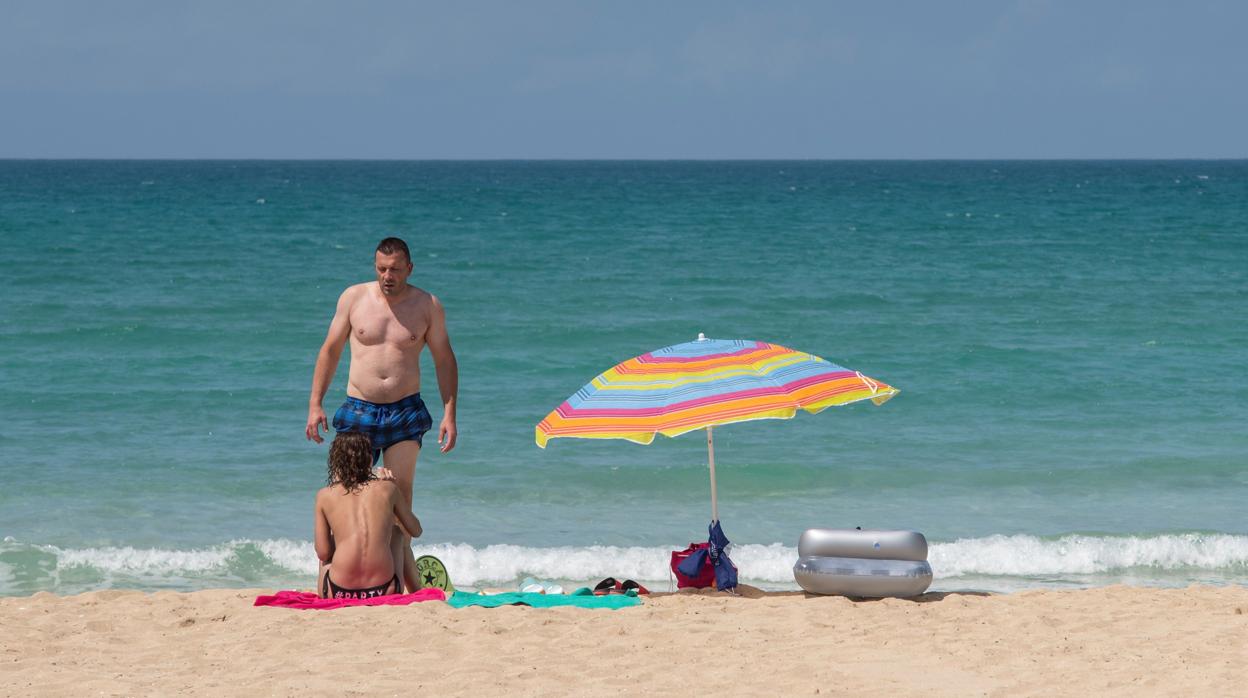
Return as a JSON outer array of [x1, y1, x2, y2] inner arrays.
[[318, 479, 396, 500], [360, 478, 400, 496]]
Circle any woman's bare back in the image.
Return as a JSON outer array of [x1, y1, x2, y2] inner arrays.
[[316, 480, 404, 589]]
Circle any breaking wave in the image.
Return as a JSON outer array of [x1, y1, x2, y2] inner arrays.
[[2, 533, 1246, 596]]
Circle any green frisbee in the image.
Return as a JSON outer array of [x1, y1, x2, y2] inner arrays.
[[415, 555, 454, 593]]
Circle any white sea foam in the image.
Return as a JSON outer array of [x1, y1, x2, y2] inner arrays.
[[24, 539, 797, 586], [410, 542, 797, 586], [14, 533, 1248, 591], [55, 544, 236, 573], [42, 538, 316, 577], [253, 538, 320, 574], [931, 533, 1248, 576]]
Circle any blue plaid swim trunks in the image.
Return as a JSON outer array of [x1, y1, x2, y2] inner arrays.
[[332, 393, 434, 462]]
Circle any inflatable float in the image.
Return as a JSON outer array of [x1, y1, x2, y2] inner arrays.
[[793, 528, 932, 598]]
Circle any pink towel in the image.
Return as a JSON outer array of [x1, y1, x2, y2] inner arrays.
[[253, 588, 446, 610]]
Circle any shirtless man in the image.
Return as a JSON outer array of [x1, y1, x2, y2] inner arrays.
[[305, 236, 458, 593]]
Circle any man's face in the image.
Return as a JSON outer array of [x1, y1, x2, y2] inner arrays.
[[375, 251, 413, 296]]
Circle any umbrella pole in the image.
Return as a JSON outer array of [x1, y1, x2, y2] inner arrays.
[[707, 426, 719, 523]]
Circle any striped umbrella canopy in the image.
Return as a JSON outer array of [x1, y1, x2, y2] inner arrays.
[[536, 335, 898, 522]]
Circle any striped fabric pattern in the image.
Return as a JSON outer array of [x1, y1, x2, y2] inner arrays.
[[536, 338, 898, 447]]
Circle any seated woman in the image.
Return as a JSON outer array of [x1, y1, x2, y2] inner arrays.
[[315, 431, 423, 598]]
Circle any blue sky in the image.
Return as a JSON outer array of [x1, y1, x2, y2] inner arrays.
[[2, 1, 1245, 158]]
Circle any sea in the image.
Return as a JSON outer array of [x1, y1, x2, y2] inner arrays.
[[1, 160, 1245, 597]]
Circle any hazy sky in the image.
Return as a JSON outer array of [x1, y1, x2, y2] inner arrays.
[[2, 1, 1245, 158]]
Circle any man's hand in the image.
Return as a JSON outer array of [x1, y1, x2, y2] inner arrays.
[[373, 466, 395, 480], [306, 406, 329, 443], [438, 417, 457, 453]]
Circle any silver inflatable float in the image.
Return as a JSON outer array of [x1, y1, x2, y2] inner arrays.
[[793, 528, 932, 598]]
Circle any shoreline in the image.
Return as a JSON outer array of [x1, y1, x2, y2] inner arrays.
[[5, 584, 1245, 696], [7, 530, 1247, 599]]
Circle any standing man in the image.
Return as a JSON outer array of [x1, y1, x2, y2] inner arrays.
[[305, 237, 458, 593]]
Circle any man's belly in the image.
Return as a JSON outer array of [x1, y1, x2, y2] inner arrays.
[[346, 349, 422, 403]]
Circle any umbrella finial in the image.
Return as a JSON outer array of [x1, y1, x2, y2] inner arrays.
[[697, 332, 707, 341]]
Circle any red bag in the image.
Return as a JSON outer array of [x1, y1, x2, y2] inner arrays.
[[670, 542, 716, 589]]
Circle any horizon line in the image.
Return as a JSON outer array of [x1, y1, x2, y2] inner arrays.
[[2, 156, 1247, 163]]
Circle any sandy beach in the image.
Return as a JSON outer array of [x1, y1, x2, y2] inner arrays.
[[3, 584, 1245, 696]]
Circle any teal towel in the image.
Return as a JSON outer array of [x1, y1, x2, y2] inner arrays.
[[448, 591, 641, 610]]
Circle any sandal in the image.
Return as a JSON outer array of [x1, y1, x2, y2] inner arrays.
[[620, 579, 649, 596], [592, 577, 619, 595]]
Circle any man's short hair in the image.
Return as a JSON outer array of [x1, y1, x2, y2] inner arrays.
[[376, 237, 411, 264]]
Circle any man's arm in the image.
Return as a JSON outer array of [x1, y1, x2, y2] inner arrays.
[[306, 288, 355, 443], [425, 294, 459, 453], [390, 485, 423, 539], [313, 491, 335, 563]]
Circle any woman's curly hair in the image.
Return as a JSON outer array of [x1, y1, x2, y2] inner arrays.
[[327, 432, 375, 493]]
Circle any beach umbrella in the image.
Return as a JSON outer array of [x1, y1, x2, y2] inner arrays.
[[536, 334, 899, 589]]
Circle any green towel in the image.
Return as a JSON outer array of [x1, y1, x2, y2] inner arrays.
[[447, 591, 642, 610]]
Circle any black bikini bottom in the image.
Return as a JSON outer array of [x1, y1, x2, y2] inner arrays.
[[323, 572, 400, 599]]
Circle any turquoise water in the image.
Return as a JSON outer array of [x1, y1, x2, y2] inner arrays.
[[1, 160, 1246, 595]]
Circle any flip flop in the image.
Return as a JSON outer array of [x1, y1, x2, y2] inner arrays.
[[592, 577, 619, 595], [414, 555, 455, 593], [620, 579, 649, 596]]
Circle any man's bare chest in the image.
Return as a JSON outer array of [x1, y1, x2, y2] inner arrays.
[[350, 304, 428, 348]]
